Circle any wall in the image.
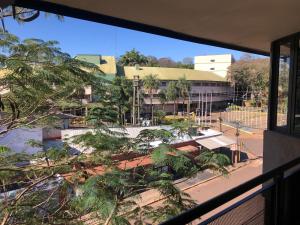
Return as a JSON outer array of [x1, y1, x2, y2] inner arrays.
[[263, 130, 300, 172], [42, 128, 62, 140], [194, 54, 232, 78]]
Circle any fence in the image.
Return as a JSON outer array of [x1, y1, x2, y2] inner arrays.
[[222, 106, 268, 130]]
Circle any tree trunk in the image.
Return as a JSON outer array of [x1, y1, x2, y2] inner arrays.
[[183, 98, 185, 115], [173, 100, 176, 116], [187, 95, 191, 114]]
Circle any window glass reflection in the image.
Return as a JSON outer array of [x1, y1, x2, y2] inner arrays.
[[276, 43, 290, 128], [294, 41, 300, 132]]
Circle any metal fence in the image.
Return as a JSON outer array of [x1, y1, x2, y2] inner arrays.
[[222, 106, 268, 130]]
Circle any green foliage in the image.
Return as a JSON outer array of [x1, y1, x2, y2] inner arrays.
[[143, 74, 160, 94], [134, 129, 174, 153], [151, 144, 197, 177], [0, 30, 232, 225], [158, 89, 167, 107], [196, 150, 230, 175], [166, 81, 179, 115], [118, 49, 149, 66], [0, 28, 101, 133], [227, 54, 269, 106], [154, 109, 166, 124], [170, 120, 194, 138], [143, 74, 160, 123], [111, 76, 134, 125]]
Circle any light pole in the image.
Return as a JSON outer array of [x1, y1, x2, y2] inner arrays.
[[132, 75, 140, 126]]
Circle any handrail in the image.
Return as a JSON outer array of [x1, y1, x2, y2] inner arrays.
[[160, 155, 300, 225]]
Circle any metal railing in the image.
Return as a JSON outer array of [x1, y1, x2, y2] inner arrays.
[[160, 155, 300, 225]]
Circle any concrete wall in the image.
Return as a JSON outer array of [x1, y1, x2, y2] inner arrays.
[[194, 54, 232, 78], [42, 128, 61, 140], [263, 130, 300, 172]]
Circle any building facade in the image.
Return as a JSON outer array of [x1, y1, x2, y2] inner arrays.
[[194, 54, 233, 78], [76, 54, 233, 115], [123, 65, 233, 114]]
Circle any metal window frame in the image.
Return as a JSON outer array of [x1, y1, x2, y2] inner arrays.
[[270, 33, 300, 136]]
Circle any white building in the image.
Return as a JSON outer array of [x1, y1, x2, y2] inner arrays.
[[194, 54, 233, 78]]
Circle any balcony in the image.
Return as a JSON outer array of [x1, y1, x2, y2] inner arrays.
[[160, 154, 300, 225], [3, 1, 300, 225]]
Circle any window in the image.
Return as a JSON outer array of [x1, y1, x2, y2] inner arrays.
[[210, 59, 215, 62], [275, 42, 291, 130], [161, 81, 167, 87], [294, 40, 300, 133], [193, 82, 201, 86], [210, 67, 215, 70]]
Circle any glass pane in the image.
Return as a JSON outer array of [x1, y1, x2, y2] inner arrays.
[[276, 43, 291, 128], [294, 41, 300, 132]]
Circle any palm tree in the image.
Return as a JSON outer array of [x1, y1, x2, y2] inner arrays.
[[158, 89, 167, 110], [166, 81, 178, 116], [177, 76, 191, 114], [143, 74, 160, 124]]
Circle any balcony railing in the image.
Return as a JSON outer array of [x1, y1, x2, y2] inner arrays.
[[160, 155, 300, 225]]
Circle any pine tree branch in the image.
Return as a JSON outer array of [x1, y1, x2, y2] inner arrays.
[[1, 172, 54, 225]]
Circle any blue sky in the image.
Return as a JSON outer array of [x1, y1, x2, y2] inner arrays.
[[4, 14, 262, 62]]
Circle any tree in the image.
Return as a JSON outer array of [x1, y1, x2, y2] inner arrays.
[[177, 76, 191, 114], [0, 30, 231, 225], [143, 74, 160, 124], [0, 29, 101, 135], [0, 29, 102, 225], [111, 76, 133, 125], [158, 89, 167, 111], [147, 55, 159, 67], [118, 49, 149, 66], [227, 54, 269, 106], [166, 81, 178, 116], [157, 57, 177, 68]]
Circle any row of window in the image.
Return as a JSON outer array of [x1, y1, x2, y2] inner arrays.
[[160, 81, 229, 87], [146, 92, 229, 98], [191, 92, 229, 97]]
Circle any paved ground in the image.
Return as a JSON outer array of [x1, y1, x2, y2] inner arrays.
[[184, 158, 263, 222], [221, 124, 264, 157]]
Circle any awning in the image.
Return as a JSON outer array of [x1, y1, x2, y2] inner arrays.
[[196, 136, 236, 150], [11, 0, 300, 55]]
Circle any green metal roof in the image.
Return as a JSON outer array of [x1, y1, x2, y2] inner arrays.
[[123, 66, 226, 82], [75, 55, 117, 75], [75, 54, 226, 82]]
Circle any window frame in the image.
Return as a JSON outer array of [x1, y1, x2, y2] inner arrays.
[[269, 33, 299, 135]]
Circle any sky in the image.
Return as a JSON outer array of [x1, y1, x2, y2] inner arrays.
[[3, 14, 263, 62]]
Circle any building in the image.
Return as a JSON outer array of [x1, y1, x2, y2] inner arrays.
[[76, 54, 233, 115], [194, 54, 233, 78], [6, 1, 300, 224], [74, 54, 117, 104], [124, 65, 233, 114]]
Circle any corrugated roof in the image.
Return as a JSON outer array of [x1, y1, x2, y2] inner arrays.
[[196, 135, 236, 150], [123, 66, 226, 81], [75, 55, 117, 75]]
